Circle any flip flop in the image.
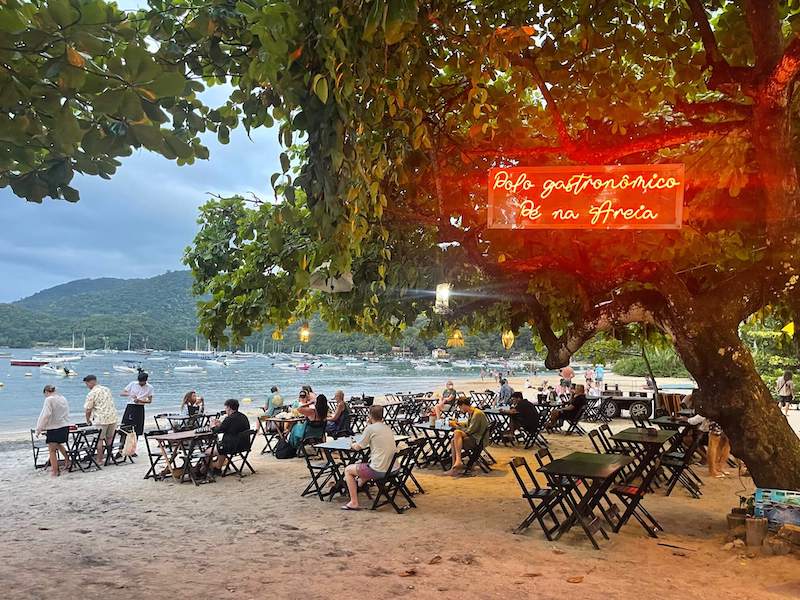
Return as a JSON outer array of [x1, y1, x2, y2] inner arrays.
[[341, 505, 361, 511]]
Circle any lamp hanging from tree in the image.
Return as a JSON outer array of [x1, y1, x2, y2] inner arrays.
[[434, 282, 451, 314], [447, 328, 465, 348], [501, 330, 515, 351], [272, 329, 284, 341], [298, 322, 311, 343]]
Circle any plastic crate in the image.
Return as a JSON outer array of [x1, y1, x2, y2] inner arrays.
[[754, 488, 800, 531]]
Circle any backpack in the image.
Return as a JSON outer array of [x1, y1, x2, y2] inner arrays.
[[274, 438, 296, 459]]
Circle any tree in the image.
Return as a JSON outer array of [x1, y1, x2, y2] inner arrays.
[[182, 0, 800, 488], [8, 0, 800, 486]]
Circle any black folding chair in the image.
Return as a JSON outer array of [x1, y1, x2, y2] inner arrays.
[[661, 433, 704, 498], [105, 426, 136, 466], [30, 430, 49, 470], [367, 445, 418, 513], [608, 454, 665, 537], [461, 430, 492, 476], [300, 447, 338, 500], [222, 429, 257, 478], [509, 456, 564, 538], [563, 405, 588, 436], [143, 429, 170, 480]]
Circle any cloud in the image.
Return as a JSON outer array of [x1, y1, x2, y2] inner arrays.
[[0, 124, 282, 302]]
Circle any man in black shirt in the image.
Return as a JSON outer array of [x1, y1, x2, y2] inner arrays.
[[206, 398, 251, 471], [501, 391, 540, 439], [546, 385, 588, 428]]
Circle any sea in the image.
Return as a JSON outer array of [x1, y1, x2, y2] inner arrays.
[[0, 350, 541, 435]]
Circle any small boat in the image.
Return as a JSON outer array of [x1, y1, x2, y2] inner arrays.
[[113, 365, 139, 374], [224, 358, 246, 365], [40, 364, 78, 377], [11, 359, 49, 367], [296, 363, 311, 371], [174, 365, 206, 374], [146, 356, 168, 362]]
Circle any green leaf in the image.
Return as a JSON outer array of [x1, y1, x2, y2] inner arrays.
[[314, 76, 329, 104], [131, 124, 164, 150], [0, 8, 26, 33], [384, 0, 417, 45], [280, 152, 290, 173], [148, 71, 187, 98], [362, 0, 384, 42]]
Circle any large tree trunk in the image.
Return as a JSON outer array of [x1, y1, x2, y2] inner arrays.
[[672, 323, 800, 489]]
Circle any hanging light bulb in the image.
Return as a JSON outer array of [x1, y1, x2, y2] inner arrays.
[[434, 283, 451, 314], [447, 328, 465, 348], [299, 322, 311, 343], [501, 329, 515, 351], [272, 328, 284, 341]]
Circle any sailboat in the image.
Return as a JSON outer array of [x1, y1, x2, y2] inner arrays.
[[58, 332, 86, 353]]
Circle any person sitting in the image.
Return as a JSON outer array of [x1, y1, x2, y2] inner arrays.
[[326, 390, 351, 436], [546, 384, 588, 429], [342, 405, 397, 510], [500, 391, 539, 440], [288, 393, 328, 448], [181, 390, 205, 416], [497, 378, 513, 405], [205, 399, 251, 473], [445, 398, 488, 475], [264, 386, 284, 417]]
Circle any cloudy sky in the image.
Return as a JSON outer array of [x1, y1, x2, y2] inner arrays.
[[0, 88, 281, 303]]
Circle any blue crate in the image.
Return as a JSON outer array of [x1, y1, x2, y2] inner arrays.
[[754, 488, 800, 531]]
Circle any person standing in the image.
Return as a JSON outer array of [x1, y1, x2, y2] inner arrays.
[[83, 375, 118, 466], [119, 371, 153, 455], [35, 385, 71, 477], [776, 370, 794, 416], [497, 378, 513, 405], [595, 364, 605, 389]]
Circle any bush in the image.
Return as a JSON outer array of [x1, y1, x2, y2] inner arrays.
[[612, 348, 690, 378]]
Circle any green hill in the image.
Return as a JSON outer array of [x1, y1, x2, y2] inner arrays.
[[1, 270, 545, 357]]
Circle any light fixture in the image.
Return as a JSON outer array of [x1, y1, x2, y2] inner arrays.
[[434, 283, 451, 314], [299, 322, 311, 343], [501, 330, 515, 351], [447, 328, 465, 348], [272, 329, 284, 341]]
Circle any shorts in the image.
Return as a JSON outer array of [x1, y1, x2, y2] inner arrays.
[[462, 435, 479, 451], [357, 463, 385, 481], [779, 396, 793, 407], [45, 427, 69, 444], [96, 422, 117, 441]]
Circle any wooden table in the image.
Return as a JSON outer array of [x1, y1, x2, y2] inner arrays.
[[412, 422, 455, 470], [539, 451, 634, 549], [150, 430, 218, 485]]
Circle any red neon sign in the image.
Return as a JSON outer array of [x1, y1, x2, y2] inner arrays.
[[487, 164, 684, 229]]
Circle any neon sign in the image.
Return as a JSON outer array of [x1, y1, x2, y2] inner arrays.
[[487, 164, 684, 229]]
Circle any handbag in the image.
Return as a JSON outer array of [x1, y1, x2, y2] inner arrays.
[[122, 429, 138, 457], [274, 438, 296, 459]]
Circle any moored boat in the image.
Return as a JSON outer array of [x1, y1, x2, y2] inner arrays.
[[11, 359, 49, 367]]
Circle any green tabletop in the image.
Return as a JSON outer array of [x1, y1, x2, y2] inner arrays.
[[611, 427, 676, 445], [538, 451, 634, 479]]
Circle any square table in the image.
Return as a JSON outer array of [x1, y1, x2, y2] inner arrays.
[[150, 430, 218, 485], [154, 413, 213, 432], [650, 415, 692, 431], [304, 435, 409, 501], [539, 451, 634, 549], [258, 416, 303, 455], [30, 426, 103, 472], [412, 422, 455, 470]]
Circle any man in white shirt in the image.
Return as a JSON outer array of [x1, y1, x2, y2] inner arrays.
[[342, 405, 397, 511], [119, 372, 153, 456], [83, 375, 118, 465]]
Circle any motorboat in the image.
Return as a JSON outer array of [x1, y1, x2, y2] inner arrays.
[[11, 359, 50, 367], [174, 365, 206, 374], [113, 364, 139, 374], [296, 363, 312, 371], [40, 364, 78, 377], [32, 351, 82, 363]]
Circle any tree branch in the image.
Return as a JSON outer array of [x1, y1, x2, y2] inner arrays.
[[510, 50, 574, 149], [685, 0, 725, 67], [744, 0, 783, 76], [466, 120, 746, 162], [762, 36, 800, 107], [530, 290, 666, 369]]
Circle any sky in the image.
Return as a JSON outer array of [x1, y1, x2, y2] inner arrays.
[[0, 88, 282, 303]]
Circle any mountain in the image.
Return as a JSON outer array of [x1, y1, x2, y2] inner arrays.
[[0, 270, 542, 357], [1, 271, 199, 350]]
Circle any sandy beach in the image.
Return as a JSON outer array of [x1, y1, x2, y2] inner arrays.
[[2, 375, 800, 600]]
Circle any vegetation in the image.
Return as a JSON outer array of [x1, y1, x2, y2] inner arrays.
[[5, 0, 800, 486], [613, 348, 691, 379]]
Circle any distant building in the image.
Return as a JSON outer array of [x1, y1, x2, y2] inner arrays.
[[391, 346, 413, 357], [432, 348, 449, 360]]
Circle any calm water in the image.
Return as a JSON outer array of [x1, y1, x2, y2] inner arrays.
[[0, 350, 535, 433]]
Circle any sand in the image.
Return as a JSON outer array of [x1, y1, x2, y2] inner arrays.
[[1, 373, 798, 599]]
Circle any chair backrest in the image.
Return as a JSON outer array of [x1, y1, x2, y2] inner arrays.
[[509, 456, 543, 492], [533, 446, 554, 469], [588, 429, 604, 454], [597, 423, 615, 451]]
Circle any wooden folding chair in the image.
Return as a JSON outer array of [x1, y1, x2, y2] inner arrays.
[[222, 429, 257, 478], [509, 456, 564, 538]]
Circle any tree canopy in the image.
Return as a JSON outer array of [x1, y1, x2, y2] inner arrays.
[[6, 0, 800, 486]]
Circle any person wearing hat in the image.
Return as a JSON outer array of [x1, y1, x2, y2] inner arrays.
[[118, 371, 153, 456]]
